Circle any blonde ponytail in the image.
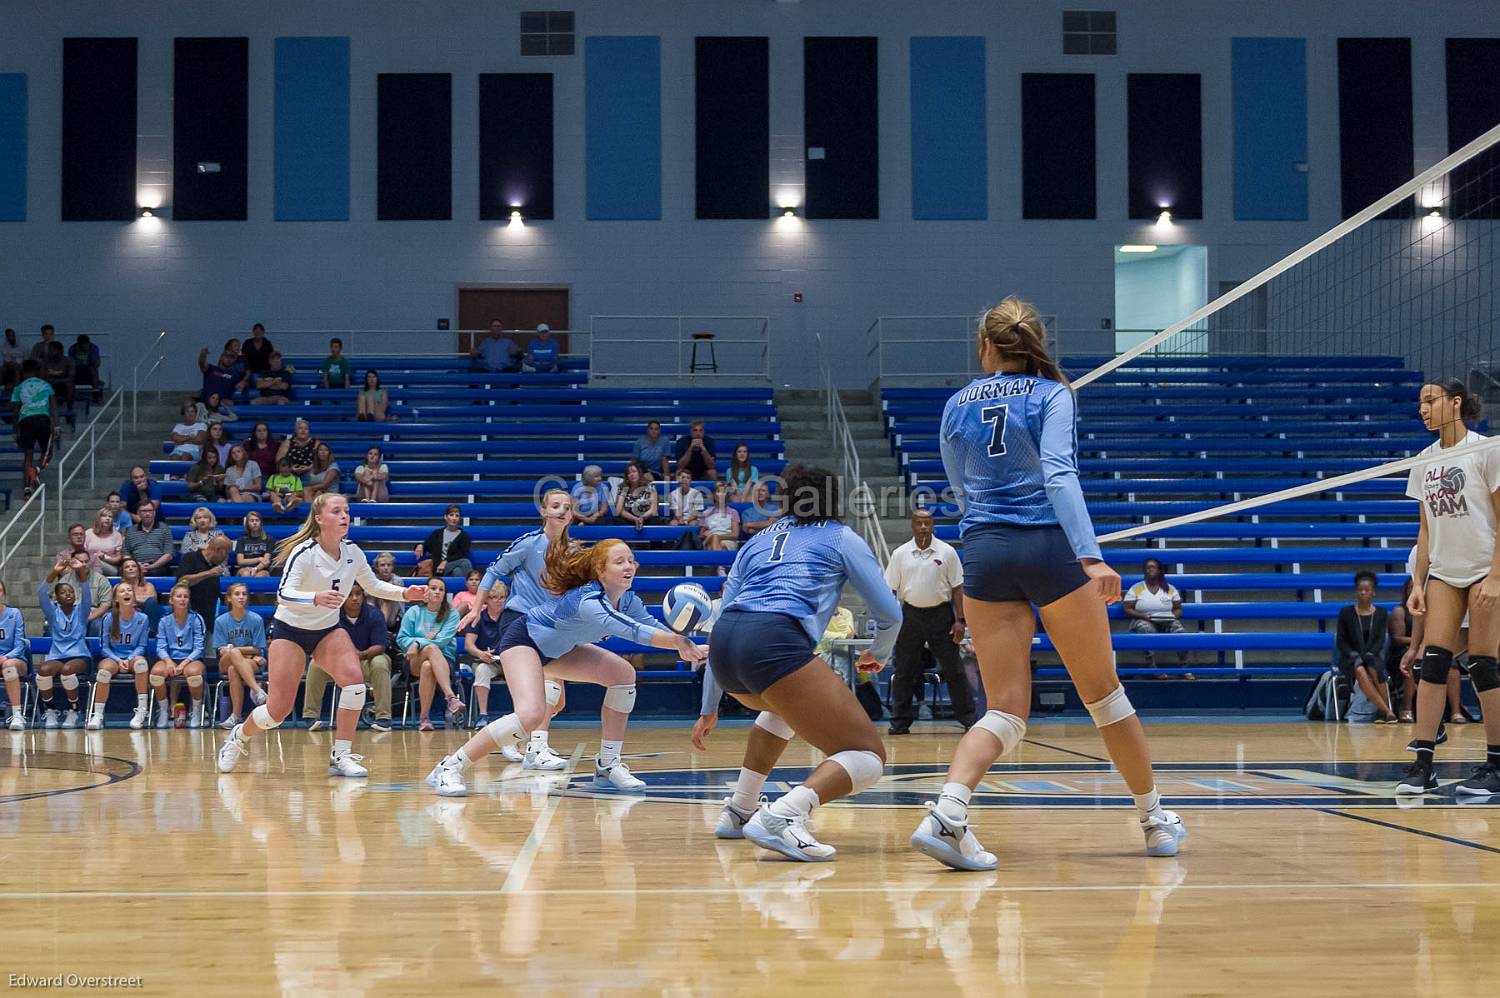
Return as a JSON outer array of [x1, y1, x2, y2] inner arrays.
[[979, 296, 1068, 385], [274, 492, 344, 566]]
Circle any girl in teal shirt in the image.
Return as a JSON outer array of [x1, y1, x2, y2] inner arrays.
[[398, 578, 462, 731]]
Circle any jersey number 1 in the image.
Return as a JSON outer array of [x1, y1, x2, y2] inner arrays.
[[981, 404, 1009, 458], [768, 532, 790, 563]]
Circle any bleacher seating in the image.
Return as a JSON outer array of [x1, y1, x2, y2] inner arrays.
[[881, 354, 1446, 694]]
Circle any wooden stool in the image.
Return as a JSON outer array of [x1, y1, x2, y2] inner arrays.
[[689, 332, 718, 373]]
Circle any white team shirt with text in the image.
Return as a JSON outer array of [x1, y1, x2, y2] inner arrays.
[[1406, 431, 1500, 587], [275, 538, 407, 630]]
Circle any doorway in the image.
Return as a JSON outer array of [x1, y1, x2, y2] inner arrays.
[[457, 287, 570, 354], [1112, 245, 1207, 353]]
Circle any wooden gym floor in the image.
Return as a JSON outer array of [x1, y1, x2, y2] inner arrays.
[[3, 719, 1499, 996]]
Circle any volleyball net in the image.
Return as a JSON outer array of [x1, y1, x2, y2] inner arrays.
[[1072, 120, 1500, 546]]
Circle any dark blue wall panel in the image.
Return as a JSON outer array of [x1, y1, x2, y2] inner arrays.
[[0, 74, 25, 221], [62, 37, 137, 222], [1127, 73, 1202, 220], [480, 73, 554, 220], [804, 36, 879, 219], [1231, 37, 1307, 221], [585, 36, 661, 220], [695, 36, 769, 219], [910, 36, 987, 220], [173, 37, 248, 221], [275, 37, 350, 221], [1446, 38, 1500, 220], [1021, 73, 1095, 219], [377, 73, 452, 221], [1338, 38, 1413, 219]]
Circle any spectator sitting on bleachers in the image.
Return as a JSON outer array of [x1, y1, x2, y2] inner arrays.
[[56, 521, 95, 575], [1, 327, 23, 390], [277, 418, 319, 478], [234, 510, 273, 577], [464, 581, 508, 724], [242, 421, 280, 475], [357, 369, 389, 422], [321, 337, 351, 389], [700, 481, 741, 552], [197, 347, 242, 403], [1338, 570, 1397, 723], [304, 584, 393, 732], [266, 457, 304, 514], [741, 481, 780, 537], [86, 507, 125, 576], [168, 397, 208, 460], [1123, 558, 1190, 669], [221, 337, 249, 393], [204, 422, 232, 465], [248, 351, 293, 405], [451, 569, 482, 617], [41, 340, 74, 408], [67, 553, 113, 629], [414, 504, 473, 578], [120, 466, 161, 524], [725, 443, 759, 501], [28, 323, 56, 364], [242, 323, 273, 377], [631, 419, 671, 481], [399, 577, 463, 731], [1389, 577, 1417, 723], [68, 334, 101, 403], [669, 470, 705, 547], [223, 444, 262, 503], [523, 324, 559, 373], [180, 507, 225, 557], [303, 443, 341, 501], [370, 552, 406, 632], [471, 319, 521, 373], [178, 535, 231, 632], [615, 460, 658, 533], [571, 465, 613, 525], [214, 581, 268, 731], [122, 507, 171, 576], [105, 492, 131, 532], [354, 445, 389, 502], [196, 392, 238, 427], [119, 558, 159, 614], [187, 448, 227, 502], [674, 418, 718, 482]]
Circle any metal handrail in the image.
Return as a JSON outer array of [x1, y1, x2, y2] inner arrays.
[[588, 315, 771, 381], [54, 388, 126, 527], [131, 330, 168, 431], [0, 483, 47, 570], [817, 333, 890, 564]]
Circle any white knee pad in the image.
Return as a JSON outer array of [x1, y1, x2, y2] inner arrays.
[[250, 703, 283, 730], [2, 665, 17, 682], [149, 673, 165, 688], [61, 673, 80, 691], [96, 669, 112, 685], [1085, 686, 1135, 728], [828, 749, 884, 794], [186, 674, 204, 688], [602, 683, 636, 714], [754, 710, 795, 740], [132, 659, 148, 675], [484, 713, 527, 747], [36, 675, 54, 692], [338, 684, 367, 711], [473, 662, 496, 689], [544, 678, 563, 707], [973, 709, 1027, 755]]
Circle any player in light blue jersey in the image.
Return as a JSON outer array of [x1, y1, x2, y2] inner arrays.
[[912, 297, 1184, 872], [87, 581, 152, 730], [0, 581, 30, 730], [694, 465, 901, 863], [152, 584, 208, 729], [461, 488, 574, 767], [428, 538, 705, 797], [37, 559, 92, 729]]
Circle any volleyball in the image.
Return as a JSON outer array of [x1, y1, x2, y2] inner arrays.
[[662, 583, 713, 634]]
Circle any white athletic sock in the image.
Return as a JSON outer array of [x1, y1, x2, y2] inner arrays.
[[529, 730, 550, 753], [768, 784, 820, 819], [332, 738, 353, 758], [89, 701, 105, 722], [937, 782, 972, 823], [732, 768, 769, 812], [452, 747, 474, 769], [136, 693, 149, 710], [1133, 786, 1164, 822], [598, 739, 623, 769]]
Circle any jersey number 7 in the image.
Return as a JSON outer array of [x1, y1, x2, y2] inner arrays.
[[981, 404, 1008, 458]]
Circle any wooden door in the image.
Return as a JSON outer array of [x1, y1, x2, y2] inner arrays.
[[457, 288, 570, 354]]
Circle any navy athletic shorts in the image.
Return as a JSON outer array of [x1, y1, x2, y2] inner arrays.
[[961, 523, 1090, 607], [268, 618, 342, 657], [708, 608, 816, 696], [498, 614, 553, 666]]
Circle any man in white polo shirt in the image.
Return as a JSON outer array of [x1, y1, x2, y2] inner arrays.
[[884, 509, 976, 734]]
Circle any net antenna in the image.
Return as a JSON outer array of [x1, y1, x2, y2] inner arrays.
[[1071, 119, 1500, 544]]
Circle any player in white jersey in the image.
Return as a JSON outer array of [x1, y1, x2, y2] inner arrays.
[[1397, 380, 1500, 796], [217, 493, 425, 777]]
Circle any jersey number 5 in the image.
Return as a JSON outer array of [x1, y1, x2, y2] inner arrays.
[[981, 404, 1009, 458], [768, 532, 790, 563]]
